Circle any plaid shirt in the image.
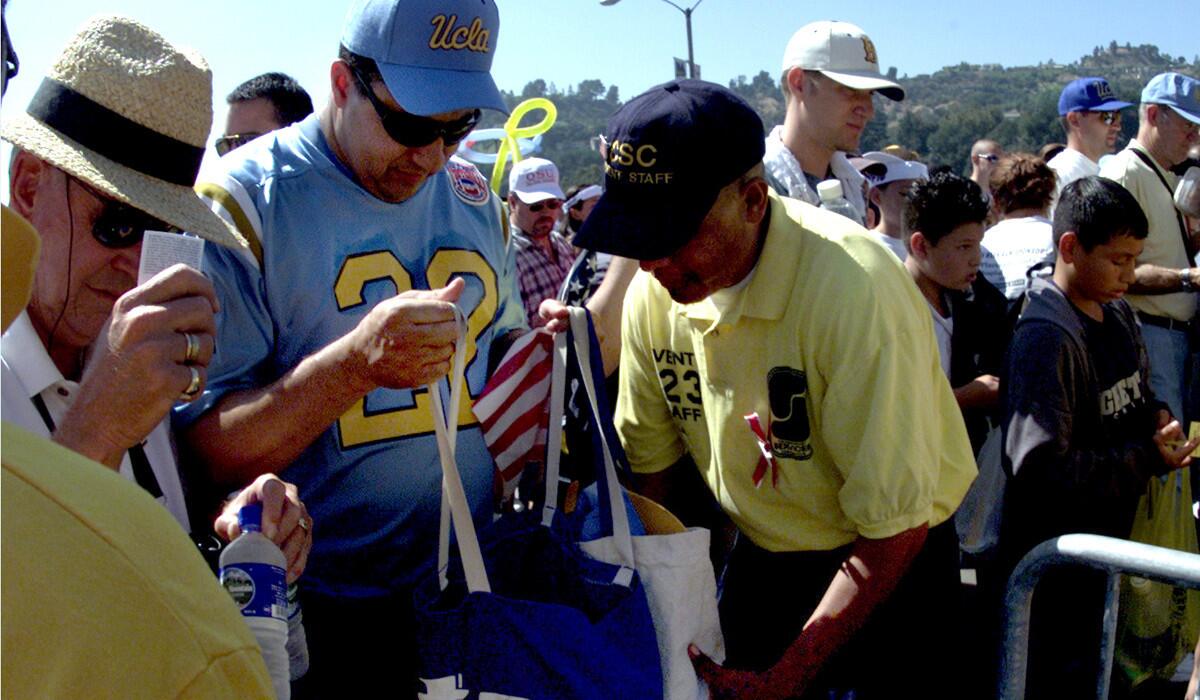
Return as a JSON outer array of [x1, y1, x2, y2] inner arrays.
[[512, 228, 576, 328]]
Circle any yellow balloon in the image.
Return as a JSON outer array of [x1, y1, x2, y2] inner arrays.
[[489, 97, 557, 194]]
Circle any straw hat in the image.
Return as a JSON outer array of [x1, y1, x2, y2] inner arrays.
[[0, 15, 246, 251]]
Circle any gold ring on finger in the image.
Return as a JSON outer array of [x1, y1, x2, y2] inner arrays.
[[183, 332, 200, 364], [180, 366, 202, 401]]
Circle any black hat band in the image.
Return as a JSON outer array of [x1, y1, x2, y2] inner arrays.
[[27, 78, 204, 187]]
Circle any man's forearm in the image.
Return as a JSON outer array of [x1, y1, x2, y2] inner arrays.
[[1129, 263, 1197, 295], [767, 525, 929, 695], [585, 256, 638, 376], [182, 334, 375, 488]]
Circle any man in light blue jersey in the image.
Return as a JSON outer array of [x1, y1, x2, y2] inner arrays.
[[174, 0, 523, 694]]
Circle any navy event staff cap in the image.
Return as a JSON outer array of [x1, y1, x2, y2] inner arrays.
[[574, 80, 765, 261]]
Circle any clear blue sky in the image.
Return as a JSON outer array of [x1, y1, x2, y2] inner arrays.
[[1, 0, 1196, 177]]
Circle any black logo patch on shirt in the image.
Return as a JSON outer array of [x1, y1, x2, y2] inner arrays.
[[768, 366, 813, 460]]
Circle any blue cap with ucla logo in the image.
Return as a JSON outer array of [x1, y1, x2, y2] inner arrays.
[[1058, 77, 1132, 115], [1141, 72, 1200, 125], [341, 0, 506, 116], [573, 80, 765, 261]]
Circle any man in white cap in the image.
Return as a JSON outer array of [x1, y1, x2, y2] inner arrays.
[[764, 20, 904, 223], [1047, 77, 1133, 200], [175, 0, 524, 692], [508, 157, 575, 326], [0, 13, 310, 575], [860, 150, 928, 260]]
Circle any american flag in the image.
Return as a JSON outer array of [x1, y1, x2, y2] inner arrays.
[[472, 329, 555, 503]]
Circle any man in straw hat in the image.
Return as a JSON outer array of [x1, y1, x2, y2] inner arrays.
[[2, 198, 278, 699], [570, 79, 974, 699], [0, 15, 311, 581], [174, 0, 523, 692]]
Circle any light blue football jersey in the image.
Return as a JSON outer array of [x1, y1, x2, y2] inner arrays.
[[177, 115, 525, 597]]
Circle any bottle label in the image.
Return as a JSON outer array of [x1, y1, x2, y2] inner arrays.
[[220, 563, 287, 620]]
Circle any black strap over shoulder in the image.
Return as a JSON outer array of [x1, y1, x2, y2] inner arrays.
[[1130, 148, 1196, 261]]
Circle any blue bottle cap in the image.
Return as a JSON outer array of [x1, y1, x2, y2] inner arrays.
[[238, 502, 263, 532]]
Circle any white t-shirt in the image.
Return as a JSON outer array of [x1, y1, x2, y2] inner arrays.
[[870, 230, 908, 261], [1048, 147, 1100, 200], [927, 301, 953, 379], [980, 216, 1056, 300]]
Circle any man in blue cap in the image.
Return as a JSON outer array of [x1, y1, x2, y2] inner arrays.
[[1048, 77, 1133, 201], [1100, 69, 1200, 688], [1101, 72, 1199, 453], [175, 0, 524, 693], [573, 79, 975, 699]]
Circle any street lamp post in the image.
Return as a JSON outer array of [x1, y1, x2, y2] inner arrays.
[[599, 0, 704, 79]]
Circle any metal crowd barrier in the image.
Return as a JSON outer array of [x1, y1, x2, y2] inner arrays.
[[998, 534, 1200, 699]]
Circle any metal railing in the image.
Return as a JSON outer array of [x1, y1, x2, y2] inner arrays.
[[998, 534, 1200, 699]]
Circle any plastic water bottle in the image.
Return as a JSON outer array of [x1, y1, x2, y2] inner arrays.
[[286, 582, 309, 680], [220, 503, 290, 700], [817, 179, 864, 226]]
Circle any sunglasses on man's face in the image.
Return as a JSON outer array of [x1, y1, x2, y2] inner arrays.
[[214, 132, 265, 157], [528, 199, 563, 213], [975, 153, 1000, 163], [349, 66, 480, 148], [1085, 111, 1120, 126], [69, 176, 179, 249]]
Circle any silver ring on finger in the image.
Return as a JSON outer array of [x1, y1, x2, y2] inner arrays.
[[182, 332, 200, 365], [180, 365, 202, 401], [299, 516, 311, 532]]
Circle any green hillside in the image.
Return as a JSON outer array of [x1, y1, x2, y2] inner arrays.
[[475, 43, 1199, 192]]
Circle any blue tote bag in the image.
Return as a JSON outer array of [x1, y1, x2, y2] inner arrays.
[[413, 308, 663, 699]]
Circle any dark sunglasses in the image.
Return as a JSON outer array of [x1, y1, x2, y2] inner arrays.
[[528, 199, 563, 213], [214, 132, 265, 157], [975, 153, 1000, 163], [349, 65, 480, 148], [69, 176, 179, 248], [1085, 111, 1120, 125]]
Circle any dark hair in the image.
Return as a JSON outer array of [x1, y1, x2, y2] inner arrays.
[[338, 45, 383, 96], [226, 72, 314, 127], [989, 153, 1056, 215], [902, 171, 990, 246], [1053, 176, 1148, 250], [1039, 142, 1066, 162]]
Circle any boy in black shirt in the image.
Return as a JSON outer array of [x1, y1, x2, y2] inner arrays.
[[1000, 176, 1198, 698]]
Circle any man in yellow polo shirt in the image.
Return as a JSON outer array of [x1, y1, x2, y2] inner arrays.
[[573, 80, 976, 699]]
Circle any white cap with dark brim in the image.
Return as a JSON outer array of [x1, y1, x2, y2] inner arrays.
[[782, 20, 905, 102]]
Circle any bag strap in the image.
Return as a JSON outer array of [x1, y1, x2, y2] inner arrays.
[[541, 328, 569, 527], [431, 305, 491, 594], [1131, 148, 1197, 260], [565, 307, 636, 575]]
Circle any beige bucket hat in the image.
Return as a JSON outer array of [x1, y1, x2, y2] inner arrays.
[[1, 15, 246, 251]]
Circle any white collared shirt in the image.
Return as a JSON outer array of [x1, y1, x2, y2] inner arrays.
[[1, 312, 191, 530]]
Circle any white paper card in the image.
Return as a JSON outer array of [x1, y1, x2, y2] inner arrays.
[[137, 231, 205, 285]]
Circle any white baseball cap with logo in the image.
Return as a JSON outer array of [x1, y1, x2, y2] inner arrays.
[[861, 151, 928, 187], [508, 157, 565, 203], [782, 20, 905, 102]]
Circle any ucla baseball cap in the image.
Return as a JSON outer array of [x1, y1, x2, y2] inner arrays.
[[1141, 72, 1200, 125], [573, 80, 764, 261], [341, 0, 507, 116], [509, 157, 564, 203], [1057, 77, 1132, 115], [782, 20, 904, 102]]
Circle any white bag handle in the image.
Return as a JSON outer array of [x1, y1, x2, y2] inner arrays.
[[431, 305, 490, 593], [542, 307, 636, 575]]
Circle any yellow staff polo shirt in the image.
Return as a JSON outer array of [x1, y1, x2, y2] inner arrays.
[[616, 193, 976, 552]]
